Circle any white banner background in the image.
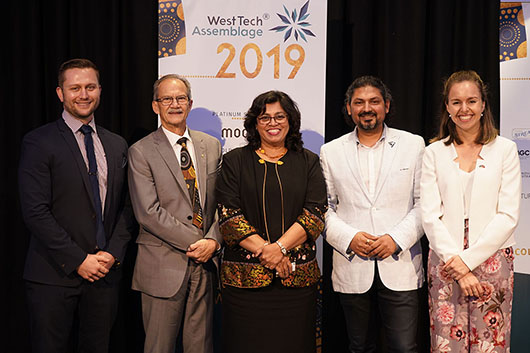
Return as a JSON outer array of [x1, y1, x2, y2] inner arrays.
[[158, 0, 327, 270]]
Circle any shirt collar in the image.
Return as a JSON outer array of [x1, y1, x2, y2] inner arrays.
[[353, 124, 387, 147], [62, 110, 97, 134], [162, 126, 191, 146]]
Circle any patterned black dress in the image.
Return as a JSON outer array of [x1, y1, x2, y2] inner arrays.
[[216, 145, 327, 353]]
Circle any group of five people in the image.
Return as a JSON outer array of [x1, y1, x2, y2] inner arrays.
[[19, 58, 520, 353]]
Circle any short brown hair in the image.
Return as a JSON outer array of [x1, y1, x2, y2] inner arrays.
[[57, 58, 100, 88], [432, 70, 498, 145]]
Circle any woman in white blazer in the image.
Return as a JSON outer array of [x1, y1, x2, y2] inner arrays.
[[421, 70, 521, 353]]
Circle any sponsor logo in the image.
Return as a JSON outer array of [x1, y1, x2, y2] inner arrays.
[[221, 127, 247, 139], [514, 136, 530, 161], [513, 128, 530, 139]]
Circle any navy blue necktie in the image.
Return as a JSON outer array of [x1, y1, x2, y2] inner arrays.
[[79, 124, 106, 249]]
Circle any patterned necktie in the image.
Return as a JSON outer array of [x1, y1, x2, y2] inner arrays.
[[177, 137, 203, 229], [79, 124, 107, 249]]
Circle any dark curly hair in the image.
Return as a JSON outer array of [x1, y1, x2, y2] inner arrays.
[[244, 90, 303, 152], [343, 75, 393, 129]]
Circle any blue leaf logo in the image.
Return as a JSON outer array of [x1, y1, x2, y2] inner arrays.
[[269, 0, 316, 42]]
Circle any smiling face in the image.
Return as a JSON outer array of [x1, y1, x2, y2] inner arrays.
[[446, 80, 485, 137], [256, 101, 290, 148], [347, 85, 389, 134], [152, 78, 192, 135], [56, 68, 101, 123]]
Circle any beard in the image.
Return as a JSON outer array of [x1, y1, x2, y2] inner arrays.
[[356, 112, 379, 131]]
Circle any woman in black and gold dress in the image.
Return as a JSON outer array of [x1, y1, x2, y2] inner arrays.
[[216, 90, 327, 353]]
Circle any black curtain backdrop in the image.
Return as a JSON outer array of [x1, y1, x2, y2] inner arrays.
[[324, 1, 499, 352], [4, 1, 500, 352]]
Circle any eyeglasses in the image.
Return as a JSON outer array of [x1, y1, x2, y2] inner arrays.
[[155, 95, 189, 106], [257, 114, 287, 125]]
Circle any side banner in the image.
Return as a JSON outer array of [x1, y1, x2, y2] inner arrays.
[[500, 2, 530, 350], [499, 2, 529, 275]]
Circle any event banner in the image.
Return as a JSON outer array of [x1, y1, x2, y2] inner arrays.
[[157, 0, 327, 155], [499, 2, 530, 274], [157, 2, 327, 349]]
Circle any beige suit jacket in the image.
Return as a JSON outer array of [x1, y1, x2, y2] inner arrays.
[[128, 127, 222, 298]]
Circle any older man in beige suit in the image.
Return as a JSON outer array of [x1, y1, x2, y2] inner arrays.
[[128, 74, 222, 353]]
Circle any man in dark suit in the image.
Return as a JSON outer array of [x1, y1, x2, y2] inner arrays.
[[18, 58, 132, 353], [128, 74, 222, 353]]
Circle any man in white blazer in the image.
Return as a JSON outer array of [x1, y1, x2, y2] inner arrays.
[[128, 74, 222, 353], [320, 76, 425, 352]]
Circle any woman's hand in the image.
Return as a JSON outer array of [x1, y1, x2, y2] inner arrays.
[[443, 255, 470, 281], [252, 242, 268, 258], [275, 257, 293, 279], [457, 272, 484, 298], [259, 243, 284, 269]]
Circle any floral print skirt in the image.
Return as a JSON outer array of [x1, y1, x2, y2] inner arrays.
[[427, 225, 514, 353]]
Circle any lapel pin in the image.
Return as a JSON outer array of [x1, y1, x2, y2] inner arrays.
[[388, 141, 395, 148], [479, 165, 485, 168]]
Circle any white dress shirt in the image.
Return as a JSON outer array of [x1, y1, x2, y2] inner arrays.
[[354, 127, 386, 198]]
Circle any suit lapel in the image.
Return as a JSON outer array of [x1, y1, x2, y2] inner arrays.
[[190, 130, 207, 208], [343, 133, 371, 201], [447, 142, 467, 212], [98, 127, 115, 221], [373, 130, 400, 201], [56, 119, 96, 210], [153, 128, 192, 207]]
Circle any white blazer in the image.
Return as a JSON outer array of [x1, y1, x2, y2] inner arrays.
[[320, 127, 425, 293], [420, 136, 521, 271]]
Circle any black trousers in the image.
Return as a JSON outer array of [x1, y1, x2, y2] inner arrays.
[[26, 279, 119, 353], [339, 265, 419, 353]]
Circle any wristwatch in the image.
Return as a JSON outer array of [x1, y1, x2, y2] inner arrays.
[[275, 240, 287, 256]]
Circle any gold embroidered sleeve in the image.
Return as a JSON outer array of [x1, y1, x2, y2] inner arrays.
[[281, 258, 321, 287], [218, 204, 259, 247], [221, 261, 273, 288], [296, 207, 325, 242]]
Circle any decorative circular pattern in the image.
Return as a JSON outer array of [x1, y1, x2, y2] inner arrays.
[[499, 21, 521, 48], [158, 14, 180, 44], [180, 148, 191, 169], [517, 41, 527, 58]]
